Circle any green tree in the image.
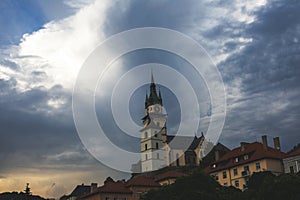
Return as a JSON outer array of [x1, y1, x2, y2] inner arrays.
[[24, 183, 31, 195]]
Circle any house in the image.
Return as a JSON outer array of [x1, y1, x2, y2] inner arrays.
[[78, 169, 188, 200], [154, 170, 187, 185], [205, 135, 286, 190], [65, 183, 97, 200], [283, 146, 300, 174], [78, 175, 161, 200], [125, 175, 161, 200], [78, 180, 132, 200]]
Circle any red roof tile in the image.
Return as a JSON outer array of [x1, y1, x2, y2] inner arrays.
[[126, 176, 160, 187], [98, 181, 132, 194], [286, 147, 300, 157], [154, 170, 187, 182], [205, 142, 286, 173]]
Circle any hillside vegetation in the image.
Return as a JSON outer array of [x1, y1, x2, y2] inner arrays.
[[141, 171, 300, 200]]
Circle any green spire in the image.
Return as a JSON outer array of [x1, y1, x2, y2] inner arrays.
[[145, 71, 163, 108], [145, 90, 149, 108]]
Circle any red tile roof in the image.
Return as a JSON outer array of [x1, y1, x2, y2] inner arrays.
[[78, 181, 132, 199], [126, 176, 160, 187], [154, 170, 187, 182], [205, 142, 286, 173], [285, 147, 300, 157], [98, 181, 132, 194]]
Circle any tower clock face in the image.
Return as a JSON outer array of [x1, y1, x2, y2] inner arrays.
[[154, 105, 160, 112]]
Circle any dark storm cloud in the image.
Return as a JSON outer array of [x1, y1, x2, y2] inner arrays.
[[0, 77, 96, 173], [1, 0, 299, 181], [103, 0, 300, 151], [219, 0, 300, 150]]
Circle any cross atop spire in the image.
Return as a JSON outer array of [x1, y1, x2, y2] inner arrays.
[[151, 68, 154, 84]]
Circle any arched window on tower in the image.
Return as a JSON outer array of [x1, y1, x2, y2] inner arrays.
[[145, 144, 148, 150], [144, 132, 148, 138]]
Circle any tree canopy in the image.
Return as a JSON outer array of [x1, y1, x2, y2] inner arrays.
[[141, 171, 300, 200]]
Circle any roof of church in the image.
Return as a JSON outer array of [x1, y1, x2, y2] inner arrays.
[[166, 135, 204, 150]]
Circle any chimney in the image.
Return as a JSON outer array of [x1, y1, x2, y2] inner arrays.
[[215, 150, 220, 161], [91, 183, 97, 193], [262, 135, 268, 150], [273, 137, 281, 151], [240, 142, 248, 151]]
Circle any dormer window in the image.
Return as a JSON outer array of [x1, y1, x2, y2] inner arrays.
[[234, 157, 239, 163], [244, 154, 249, 160], [212, 164, 217, 168]]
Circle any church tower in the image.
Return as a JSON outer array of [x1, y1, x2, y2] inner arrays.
[[140, 73, 167, 172]]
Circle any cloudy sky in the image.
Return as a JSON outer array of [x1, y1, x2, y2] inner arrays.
[[0, 0, 300, 198]]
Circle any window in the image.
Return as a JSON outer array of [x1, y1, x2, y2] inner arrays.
[[145, 154, 148, 160], [176, 153, 180, 166], [256, 162, 261, 170], [157, 153, 159, 159], [290, 166, 295, 174], [215, 175, 219, 181], [233, 168, 238, 176], [234, 157, 239, 163], [244, 154, 249, 160], [224, 182, 228, 186], [144, 132, 148, 138], [222, 171, 227, 179], [244, 165, 249, 172], [156, 143, 159, 149], [235, 180, 239, 188], [212, 164, 217, 169]]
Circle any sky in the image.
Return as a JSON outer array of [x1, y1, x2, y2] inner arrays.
[[0, 0, 300, 198]]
